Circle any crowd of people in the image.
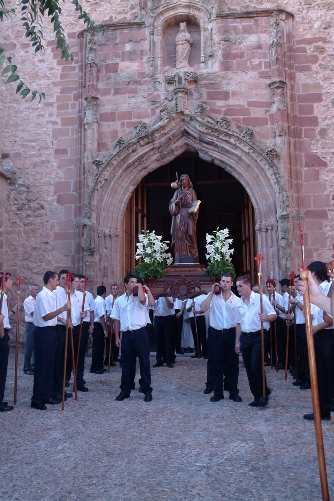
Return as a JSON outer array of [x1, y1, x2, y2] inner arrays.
[[0, 262, 333, 420]]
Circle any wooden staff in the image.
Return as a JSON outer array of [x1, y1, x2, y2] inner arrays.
[[299, 222, 329, 501], [75, 278, 88, 389], [285, 271, 295, 381], [14, 275, 23, 404], [108, 294, 116, 372], [62, 272, 72, 410], [254, 253, 266, 398], [292, 285, 299, 384], [70, 326, 78, 399]]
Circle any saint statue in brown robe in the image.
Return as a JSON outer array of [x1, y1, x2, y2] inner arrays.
[[169, 174, 199, 259]]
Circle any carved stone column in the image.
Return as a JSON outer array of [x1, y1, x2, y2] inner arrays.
[[255, 220, 280, 280], [84, 95, 99, 186]]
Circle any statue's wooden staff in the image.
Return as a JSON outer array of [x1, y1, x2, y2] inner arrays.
[[254, 253, 266, 398], [75, 277, 88, 392], [299, 222, 329, 501], [108, 293, 116, 373], [62, 272, 73, 410], [285, 270, 295, 381], [0, 272, 6, 340], [14, 275, 23, 404]]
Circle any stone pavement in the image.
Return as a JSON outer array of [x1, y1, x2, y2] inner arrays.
[[1, 350, 334, 501]]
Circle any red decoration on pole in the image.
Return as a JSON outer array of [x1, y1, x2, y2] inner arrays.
[[0, 271, 7, 292], [254, 253, 264, 273], [16, 276, 23, 291], [65, 272, 73, 292], [82, 277, 88, 291], [101, 281, 104, 286], [289, 270, 296, 286]]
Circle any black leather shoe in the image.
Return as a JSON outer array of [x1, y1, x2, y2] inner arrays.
[[144, 393, 152, 402], [115, 391, 130, 401], [138, 386, 144, 394], [300, 382, 311, 390], [65, 391, 73, 398], [153, 362, 164, 368], [249, 399, 259, 407], [210, 395, 224, 402], [77, 385, 89, 392], [303, 412, 331, 421], [1, 401, 8, 406], [31, 402, 47, 410], [256, 397, 268, 408], [44, 398, 61, 405], [229, 394, 242, 402], [167, 363, 174, 368], [0, 403, 13, 412], [94, 370, 105, 374], [176, 349, 184, 355], [203, 388, 213, 394], [292, 380, 303, 386]]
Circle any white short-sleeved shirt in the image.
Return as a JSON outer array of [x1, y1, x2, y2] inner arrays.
[[1, 293, 10, 329], [70, 290, 88, 327], [154, 297, 175, 316], [33, 287, 57, 327], [23, 295, 36, 323], [94, 295, 106, 323], [173, 298, 183, 310], [206, 291, 238, 330], [186, 294, 207, 318], [293, 293, 305, 324], [268, 291, 286, 319], [235, 291, 276, 332], [311, 281, 331, 327], [55, 286, 67, 325], [105, 294, 119, 316], [111, 293, 148, 331], [83, 291, 95, 323]]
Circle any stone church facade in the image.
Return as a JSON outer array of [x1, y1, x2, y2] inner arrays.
[[0, 0, 333, 295]]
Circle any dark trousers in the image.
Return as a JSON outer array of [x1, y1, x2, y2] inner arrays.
[[91, 322, 105, 372], [267, 321, 278, 365], [23, 322, 35, 371], [277, 317, 287, 366], [52, 324, 66, 396], [296, 323, 309, 384], [209, 326, 239, 398], [314, 328, 334, 414], [104, 330, 119, 363], [190, 316, 207, 357], [32, 327, 58, 405], [240, 330, 269, 399], [66, 324, 88, 386], [0, 329, 10, 403], [155, 315, 173, 365], [120, 328, 152, 396], [206, 333, 214, 390], [173, 310, 183, 352]]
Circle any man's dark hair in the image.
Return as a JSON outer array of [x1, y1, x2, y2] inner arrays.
[[221, 272, 235, 281], [59, 269, 69, 277], [307, 261, 330, 283], [78, 274, 86, 280], [124, 274, 138, 284], [236, 275, 251, 286], [279, 279, 290, 287], [71, 273, 80, 282], [97, 285, 106, 296], [251, 284, 258, 289], [136, 277, 144, 285], [43, 271, 58, 285]]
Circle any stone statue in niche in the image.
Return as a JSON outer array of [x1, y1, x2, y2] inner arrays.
[[175, 22, 192, 69], [169, 174, 200, 262]]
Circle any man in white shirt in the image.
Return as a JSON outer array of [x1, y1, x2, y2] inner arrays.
[[23, 283, 39, 375], [235, 275, 277, 407], [105, 283, 120, 364], [31, 271, 71, 410], [266, 278, 285, 369], [186, 293, 208, 358], [0, 273, 14, 412], [112, 274, 152, 402], [201, 274, 241, 402], [78, 275, 95, 386], [153, 296, 175, 368], [303, 261, 333, 421], [90, 285, 108, 374]]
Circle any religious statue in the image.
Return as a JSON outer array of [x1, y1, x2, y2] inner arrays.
[[169, 174, 200, 260], [175, 22, 192, 69]]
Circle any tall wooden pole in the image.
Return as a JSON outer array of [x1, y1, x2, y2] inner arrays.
[[255, 253, 265, 398]]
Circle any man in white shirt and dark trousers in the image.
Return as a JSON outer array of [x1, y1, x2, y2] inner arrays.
[[235, 275, 277, 408], [201, 274, 241, 402], [90, 285, 108, 374], [112, 274, 152, 402], [23, 284, 39, 375], [31, 271, 71, 410], [0, 273, 14, 412], [78, 275, 95, 385], [153, 296, 175, 368], [186, 293, 208, 358]]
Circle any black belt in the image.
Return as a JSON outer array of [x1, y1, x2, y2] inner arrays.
[[124, 327, 145, 333], [213, 327, 235, 333], [242, 330, 262, 336]]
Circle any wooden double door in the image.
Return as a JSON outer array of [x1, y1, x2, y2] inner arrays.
[[123, 153, 257, 283]]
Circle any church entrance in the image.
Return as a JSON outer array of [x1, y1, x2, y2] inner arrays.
[[123, 152, 257, 284]]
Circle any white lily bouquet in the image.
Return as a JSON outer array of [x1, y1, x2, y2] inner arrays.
[[205, 228, 235, 279], [133, 230, 173, 280]]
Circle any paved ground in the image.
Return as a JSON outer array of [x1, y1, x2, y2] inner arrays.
[[1, 350, 334, 501]]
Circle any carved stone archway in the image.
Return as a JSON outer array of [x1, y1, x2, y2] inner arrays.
[[82, 106, 296, 285]]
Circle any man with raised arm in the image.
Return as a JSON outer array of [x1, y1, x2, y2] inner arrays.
[[234, 275, 277, 408]]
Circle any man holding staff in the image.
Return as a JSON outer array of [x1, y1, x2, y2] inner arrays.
[[77, 275, 94, 386], [23, 284, 39, 375], [235, 275, 277, 407], [0, 273, 14, 412], [31, 271, 71, 410]]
